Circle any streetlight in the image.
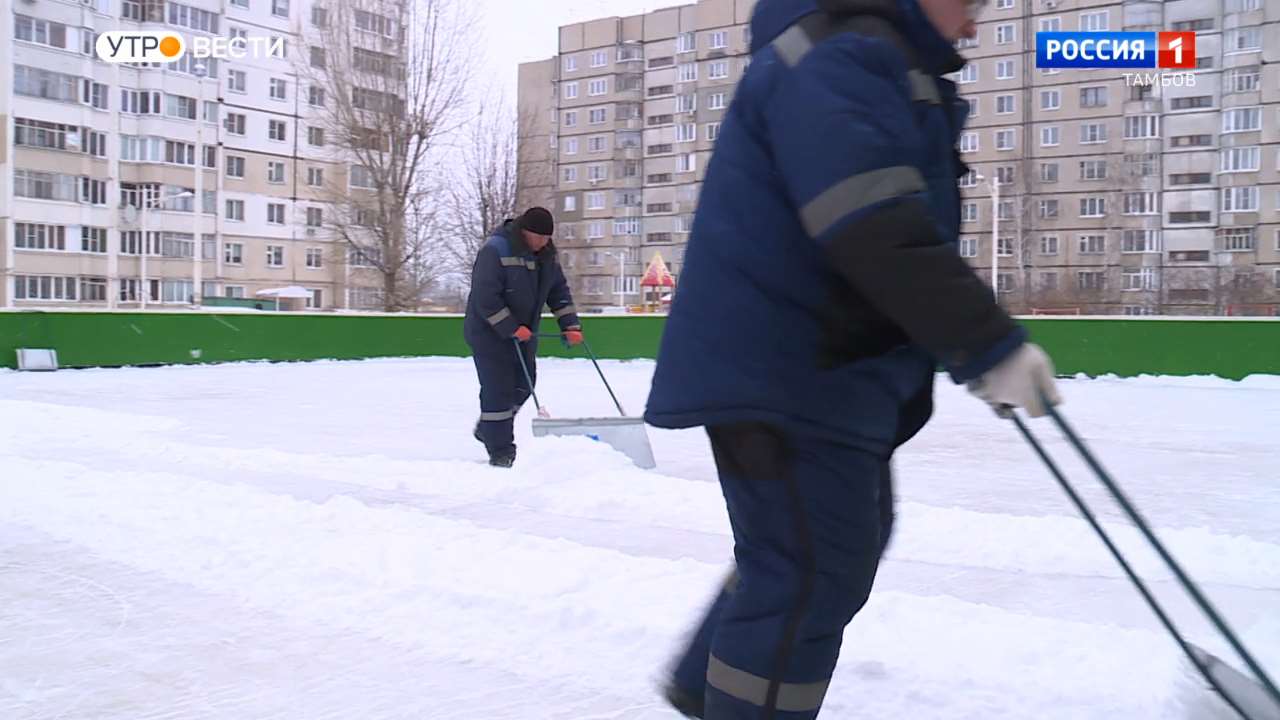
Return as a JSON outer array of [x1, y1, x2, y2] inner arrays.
[[603, 250, 627, 309], [192, 63, 208, 306], [973, 169, 1000, 301], [138, 189, 194, 310]]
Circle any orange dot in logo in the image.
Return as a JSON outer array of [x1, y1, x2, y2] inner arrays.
[[160, 36, 182, 57]]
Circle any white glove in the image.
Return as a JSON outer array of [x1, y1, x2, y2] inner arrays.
[[966, 343, 1062, 418]]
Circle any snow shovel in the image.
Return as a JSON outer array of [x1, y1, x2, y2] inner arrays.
[[513, 337, 656, 470], [1009, 398, 1280, 720]]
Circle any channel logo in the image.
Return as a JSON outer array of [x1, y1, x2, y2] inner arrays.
[[96, 31, 187, 63], [1036, 31, 1196, 69]]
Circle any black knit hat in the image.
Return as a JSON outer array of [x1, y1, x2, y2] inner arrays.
[[520, 207, 555, 236]]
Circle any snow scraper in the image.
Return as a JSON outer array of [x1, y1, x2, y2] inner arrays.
[[513, 337, 656, 470], [1009, 398, 1280, 720]]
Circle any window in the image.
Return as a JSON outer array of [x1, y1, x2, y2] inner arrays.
[[1173, 18, 1213, 31], [1080, 11, 1108, 31], [997, 237, 1015, 257], [586, 222, 604, 239], [678, 153, 697, 174], [1040, 163, 1059, 183], [563, 55, 578, 73], [168, 2, 218, 32], [271, 0, 288, 17], [996, 94, 1015, 114], [220, 241, 244, 266], [1123, 269, 1159, 292], [226, 155, 245, 178], [1226, 0, 1263, 11], [709, 62, 728, 79], [1224, 27, 1261, 53], [996, 60, 1014, 80], [679, 63, 697, 83], [1078, 234, 1106, 254], [588, 164, 608, 182], [997, 273, 1016, 293], [1039, 17, 1060, 32], [1121, 230, 1160, 253], [565, 138, 579, 155], [589, 108, 607, 124], [563, 166, 578, 183], [1080, 123, 1107, 144], [228, 70, 247, 93], [350, 166, 375, 189], [224, 113, 246, 136], [1123, 115, 1159, 140], [1222, 187, 1258, 212], [709, 92, 727, 110], [711, 31, 728, 49], [269, 78, 287, 101], [1169, 211, 1211, 224], [998, 201, 1013, 221], [1040, 236, 1059, 256], [591, 50, 607, 68], [267, 245, 285, 267], [14, 223, 67, 251], [995, 24, 1015, 44], [76, 226, 105, 255], [1040, 90, 1060, 111], [1039, 199, 1059, 219], [13, 275, 79, 301], [961, 203, 978, 222], [15, 15, 69, 49], [1041, 126, 1060, 147], [267, 161, 286, 183], [1170, 96, 1213, 111], [707, 122, 721, 141], [14, 66, 80, 104], [677, 123, 696, 142], [306, 207, 323, 227], [995, 166, 1015, 186], [996, 129, 1015, 150], [959, 132, 979, 153], [1223, 108, 1261, 134], [677, 32, 695, 53], [1123, 192, 1159, 215], [1079, 86, 1108, 108], [306, 289, 323, 309], [959, 170, 978, 188], [956, 36, 978, 50], [1079, 198, 1106, 218], [269, 120, 287, 141], [676, 93, 696, 113], [959, 64, 977, 84], [614, 218, 641, 236], [309, 86, 326, 107], [1213, 228, 1254, 253], [83, 81, 108, 110], [1226, 66, 1260, 94], [225, 200, 244, 221], [1171, 134, 1212, 149], [1220, 147, 1260, 173], [562, 82, 579, 100], [1169, 173, 1212, 186], [1076, 271, 1106, 291], [1079, 160, 1107, 181], [15, 170, 78, 202], [589, 79, 607, 96], [267, 203, 286, 225], [564, 195, 577, 212], [959, 238, 978, 257]]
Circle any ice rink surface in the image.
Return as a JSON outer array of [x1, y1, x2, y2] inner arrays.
[[3, 357, 1278, 719]]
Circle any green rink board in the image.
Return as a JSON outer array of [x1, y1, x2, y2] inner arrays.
[[0, 311, 1275, 379]]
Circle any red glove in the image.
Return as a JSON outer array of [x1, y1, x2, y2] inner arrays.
[[514, 326, 533, 342], [563, 330, 584, 346]]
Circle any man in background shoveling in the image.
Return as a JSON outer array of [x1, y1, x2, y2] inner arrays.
[[464, 207, 583, 468]]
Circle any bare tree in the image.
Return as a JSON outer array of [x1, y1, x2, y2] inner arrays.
[[300, 0, 473, 311]]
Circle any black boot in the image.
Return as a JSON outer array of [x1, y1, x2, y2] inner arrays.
[[662, 681, 704, 719], [488, 447, 516, 468], [473, 420, 484, 444]]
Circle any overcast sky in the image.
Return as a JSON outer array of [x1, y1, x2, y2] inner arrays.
[[470, 0, 689, 103]]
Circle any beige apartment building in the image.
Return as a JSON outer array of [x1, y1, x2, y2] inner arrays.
[[519, 0, 1280, 315], [2, 0, 388, 311]]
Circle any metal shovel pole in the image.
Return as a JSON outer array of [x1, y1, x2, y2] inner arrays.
[[1011, 400, 1280, 720], [537, 333, 627, 417], [512, 338, 549, 419]]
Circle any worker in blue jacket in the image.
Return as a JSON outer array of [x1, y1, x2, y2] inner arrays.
[[646, 0, 1062, 717], [464, 207, 582, 467]]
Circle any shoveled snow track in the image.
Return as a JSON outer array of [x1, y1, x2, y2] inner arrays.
[[2, 358, 1278, 719]]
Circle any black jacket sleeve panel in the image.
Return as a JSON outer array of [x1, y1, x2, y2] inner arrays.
[[546, 261, 582, 331], [822, 197, 1022, 374], [472, 243, 521, 338]]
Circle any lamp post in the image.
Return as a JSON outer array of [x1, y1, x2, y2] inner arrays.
[[139, 189, 194, 309], [192, 63, 208, 306], [604, 250, 626, 309], [974, 170, 1000, 301]]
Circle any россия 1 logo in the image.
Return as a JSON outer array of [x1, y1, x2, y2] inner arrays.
[[1036, 31, 1196, 87]]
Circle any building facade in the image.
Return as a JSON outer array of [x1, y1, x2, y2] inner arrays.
[[518, 0, 1280, 315], [2, 0, 387, 311]]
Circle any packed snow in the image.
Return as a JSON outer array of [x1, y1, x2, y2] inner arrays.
[[2, 356, 1278, 719]]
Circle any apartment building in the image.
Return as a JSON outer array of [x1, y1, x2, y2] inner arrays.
[[519, 0, 1280, 315], [2, 0, 388, 311]]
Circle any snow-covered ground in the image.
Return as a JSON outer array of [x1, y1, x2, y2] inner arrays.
[[2, 357, 1278, 719]]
